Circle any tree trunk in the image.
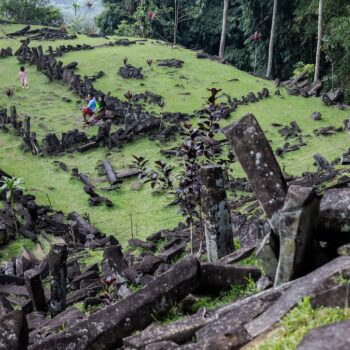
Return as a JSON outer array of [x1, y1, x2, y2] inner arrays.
[[173, 0, 179, 45], [219, 0, 229, 59], [314, 0, 323, 83], [266, 0, 278, 78]]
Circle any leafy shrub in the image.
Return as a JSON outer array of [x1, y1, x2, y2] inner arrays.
[[293, 62, 315, 81]]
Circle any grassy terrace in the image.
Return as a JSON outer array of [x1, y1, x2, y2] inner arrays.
[[0, 24, 349, 260]]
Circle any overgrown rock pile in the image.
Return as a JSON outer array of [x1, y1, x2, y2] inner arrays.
[[118, 64, 144, 79]]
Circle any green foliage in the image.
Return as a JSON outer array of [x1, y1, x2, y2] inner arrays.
[[249, 297, 350, 350], [293, 62, 315, 81], [0, 176, 24, 203], [115, 20, 134, 36], [0, 0, 62, 25]]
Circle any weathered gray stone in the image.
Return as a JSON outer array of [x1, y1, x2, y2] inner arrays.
[[144, 341, 179, 350], [103, 245, 128, 275], [199, 165, 234, 261], [32, 256, 200, 350], [225, 114, 287, 219], [217, 245, 256, 265], [124, 283, 289, 349], [319, 189, 350, 246], [274, 186, 319, 286], [24, 268, 47, 313], [48, 244, 68, 318], [0, 295, 13, 316], [256, 232, 279, 281], [297, 319, 350, 350], [199, 263, 261, 290], [0, 310, 28, 350], [310, 284, 350, 309], [245, 256, 350, 338]]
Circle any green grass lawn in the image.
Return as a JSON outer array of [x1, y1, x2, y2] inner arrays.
[[0, 23, 349, 260]]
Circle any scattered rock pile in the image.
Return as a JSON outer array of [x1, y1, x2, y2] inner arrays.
[[281, 71, 322, 97], [118, 64, 144, 79], [157, 58, 184, 68], [7, 26, 77, 41], [0, 47, 12, 58]]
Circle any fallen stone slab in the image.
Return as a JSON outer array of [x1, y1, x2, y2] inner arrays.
[[0, 274, 24, 285], [29, 307, 84, 345], [145, 341, 179, 350], [157, 241, 187, 263], [0, 284, 29, 297], [225, 114, 287, 220], [245, 256, 350, 338], [217, 245, 256, 265], [66, 281, 103, 306], [124, 282, 289, 349], [135, 255, 162, 275], [32, 256, 200, 350], [310, 284, 350, 309], [199, 263, 261, 290], [128, 238, 157, 252], [0, 310, 28, 350], [297, 319, 350, 350]]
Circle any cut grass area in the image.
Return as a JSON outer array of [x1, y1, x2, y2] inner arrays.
[[247, 297, 350, 350], [0, 23, 349, 259]]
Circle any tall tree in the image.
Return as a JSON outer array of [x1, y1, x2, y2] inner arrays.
[[266, 0, 278, 78], [173, 0, 192, 45], [219, 0, 229, 59], [314, 0, 323, 82]]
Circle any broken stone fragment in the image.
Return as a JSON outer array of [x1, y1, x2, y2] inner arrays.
[[225, 113, 287, 219], [274, 185, 319, 286], [297, 319, 350, 350], [199, 165, 234, 262], [199, 263, 261, 290], [318, 188, 350, 248], [0, 310, 28, 350]]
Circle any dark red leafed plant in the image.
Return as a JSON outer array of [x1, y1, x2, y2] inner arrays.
[[131, 155, 149, 181], [124, 90, 133, 102], [101, 275, 116, 305], [85, 0, 93, 9], [123, 57, 128, 66], [146, 59, 153, 68], [251, 31, 261, 43], [147, 11, 156, 21]]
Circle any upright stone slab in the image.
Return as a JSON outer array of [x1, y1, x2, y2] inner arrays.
[[48, 244, 68, 318], [274, 186, 319, 286], [199, 165, 234, 262], [225, 114, 287, 219], [24, 268, 47, 313]]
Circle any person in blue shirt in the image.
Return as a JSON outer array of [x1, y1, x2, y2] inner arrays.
[[82, 93, 96, 123]]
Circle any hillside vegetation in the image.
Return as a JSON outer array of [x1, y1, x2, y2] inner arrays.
[[0, 23, 348, 260]]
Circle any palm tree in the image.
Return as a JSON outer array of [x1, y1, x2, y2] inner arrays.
[[266, 0, 278, 78], [72, 1, 80, 17], [219, 0, 229, 59], [314, 0, 323, 82]]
